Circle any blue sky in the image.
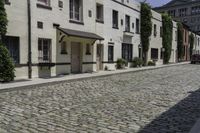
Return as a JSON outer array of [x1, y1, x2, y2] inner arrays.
[[136, 0, 171, 7]]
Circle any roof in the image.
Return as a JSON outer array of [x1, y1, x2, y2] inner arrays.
[[58, 28, 104, 40], [154, 0, 200, 10]]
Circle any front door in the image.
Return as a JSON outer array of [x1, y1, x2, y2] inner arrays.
[[96, 44, 103, 71], [71, 42, 81, 73]]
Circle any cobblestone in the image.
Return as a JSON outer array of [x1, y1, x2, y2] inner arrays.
[[0, 64, 200, 132]]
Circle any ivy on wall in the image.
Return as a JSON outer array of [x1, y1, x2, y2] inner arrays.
[[189, 33, 194, 58], [140, 3, 152, 66], [162, 13, 173, 64], [177, 22, 184, 61]]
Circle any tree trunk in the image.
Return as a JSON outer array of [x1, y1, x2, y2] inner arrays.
[[143, 51, 148, 66]]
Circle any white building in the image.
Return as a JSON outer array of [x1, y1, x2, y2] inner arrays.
[[3, 0, 178, 79]]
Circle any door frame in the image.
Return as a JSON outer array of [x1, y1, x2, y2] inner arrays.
[[71, 42, 82, 73]]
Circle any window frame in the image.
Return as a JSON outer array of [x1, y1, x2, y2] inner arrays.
[[108, 45, 114, 62], [96, 3, 104, 23], [69, 0, 83, 22], [122, 43, 133, 62], [112, 10, 119, 29]]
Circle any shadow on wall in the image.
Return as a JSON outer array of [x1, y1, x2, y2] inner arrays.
[[138, 88, 200, 133]]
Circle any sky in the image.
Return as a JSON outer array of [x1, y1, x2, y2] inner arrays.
[[136, 0, 172, 7]]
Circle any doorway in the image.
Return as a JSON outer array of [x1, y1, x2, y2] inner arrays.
[[71, 42, 81, 73], [96, 44, 103, 71]]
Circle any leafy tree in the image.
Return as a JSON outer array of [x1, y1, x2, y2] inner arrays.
[[177, 22, 184, 61], [140, 3, 152, 66], [0, 0, 8, 37], [162, 13, 173, 64], [189, 33, 194, 58], [0, 0, 15, 82], [0, 43, 15, 82]]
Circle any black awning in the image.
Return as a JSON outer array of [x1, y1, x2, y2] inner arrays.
[[58, 28, 104, 40]]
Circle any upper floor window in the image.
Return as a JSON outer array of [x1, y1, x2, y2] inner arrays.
[[154, 24, 157, 37], [167, 10, 176, 17], [4, 0, 10, 5], [70, 0, 83, 22], [136, 18, 140, 34], [178, 8, 187, 17], [112, 10, 119, 29], [37, 0, 51, 7], [125, 15, 130, 32], [96, 3, 104, 23]]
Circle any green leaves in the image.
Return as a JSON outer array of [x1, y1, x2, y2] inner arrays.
[[189, 33, 194, 58], [0, 43, 15, 82], [177, 22, 184, 60], [141, 3, 152, 65], [162, 13, 173, 64], [0, 0, 8, 36]]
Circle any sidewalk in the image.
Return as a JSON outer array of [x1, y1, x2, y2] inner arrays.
[[190, 119, 200, 133], [0, 62, 189, 90]]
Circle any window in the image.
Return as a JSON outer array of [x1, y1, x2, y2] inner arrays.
[[70, 0, 83, 22], [37, 21, 43, 29], [112, 10, 118, 29], [154, 24, 157, 36], [58, 0, 63, 8], [125, 15, 130, 32], [37, 0, 51, 6], [61, 41, 67, 54], [2, 36, 20, 64], [178, 8, 187, 17], [151, 48, 158, 60], [136, 18, 140, 34], [96, 3, 104, 23], [160, 48, 164, 59], [38, 38, 51, 62], [122, 43, 133, 61], [167, 10, 176, 17], [86, 44, 91, 55], [160, 27, 163, 37], [108, 45, 114, 62]]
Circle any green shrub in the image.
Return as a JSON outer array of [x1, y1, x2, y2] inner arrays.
[[116, 58, 127, 69], [148, 60, 156, 66], [0, 43, 15, 82], [132, 57, 143, 67]]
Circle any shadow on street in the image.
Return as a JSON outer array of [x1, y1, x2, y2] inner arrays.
[[138, 88, 200, 133]]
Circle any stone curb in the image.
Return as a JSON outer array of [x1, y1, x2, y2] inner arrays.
[[0, 62, 190, 92]]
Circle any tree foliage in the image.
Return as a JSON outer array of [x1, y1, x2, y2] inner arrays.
[[0, 0, 8, 36], [0, 0, 15, 82], [140, 3, 152, 66], [189, 33, 194, 58], [0, 43, 15, 82], [162, 13, 173, 64], [177, 22, 184, 61]]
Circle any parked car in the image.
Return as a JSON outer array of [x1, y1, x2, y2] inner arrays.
[[191, 54, 200, 64]]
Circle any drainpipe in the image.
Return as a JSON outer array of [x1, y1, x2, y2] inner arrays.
[[27, 0, 32, 79]]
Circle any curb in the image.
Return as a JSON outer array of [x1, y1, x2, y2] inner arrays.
[[189, 119, 200, 133], [0, 62, 189, 92]]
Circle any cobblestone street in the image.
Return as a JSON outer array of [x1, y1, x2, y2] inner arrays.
[[0, 64, 200, 133]]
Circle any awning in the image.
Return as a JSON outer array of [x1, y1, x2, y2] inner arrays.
[[58, 28, 104, 40]]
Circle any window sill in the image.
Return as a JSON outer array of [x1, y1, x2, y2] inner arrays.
[[36, 3, 52, 10], [96, 19, 104, 24], [69, 20, 84, 25]]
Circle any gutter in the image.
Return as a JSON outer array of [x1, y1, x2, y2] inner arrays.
[[27, 0, 32, 79]]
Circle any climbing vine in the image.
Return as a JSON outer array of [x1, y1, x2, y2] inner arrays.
[[189, 33, 194, 58], [162, 13, 173, 64], [177, 22, 184, 61], [140, 3, 152, 66]]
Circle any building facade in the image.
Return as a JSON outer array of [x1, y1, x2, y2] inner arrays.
[[154, 0, 200, 34], [3, 0, 179, 79]]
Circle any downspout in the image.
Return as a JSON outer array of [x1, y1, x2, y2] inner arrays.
[[27, 0, 32, 79]]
